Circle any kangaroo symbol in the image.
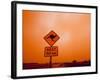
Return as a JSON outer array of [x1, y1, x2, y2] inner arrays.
[[47, 34, 57, 41]]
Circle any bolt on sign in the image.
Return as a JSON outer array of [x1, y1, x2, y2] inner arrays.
[[44, 46, 58, 57], [44, 31, 60, 46]]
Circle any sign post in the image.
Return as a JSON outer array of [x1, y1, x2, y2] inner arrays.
[[50, 56, 52, 68], [44, 46, 58, 68], [44, 30, 60, 68]]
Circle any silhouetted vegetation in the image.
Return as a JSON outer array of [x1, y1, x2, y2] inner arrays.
[[23, 60, 91, 69]]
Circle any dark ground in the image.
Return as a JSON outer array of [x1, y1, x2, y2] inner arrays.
[[23, 60, 91, 69]]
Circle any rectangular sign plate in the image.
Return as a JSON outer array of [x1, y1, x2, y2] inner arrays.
[[44, 46, 58, 57]]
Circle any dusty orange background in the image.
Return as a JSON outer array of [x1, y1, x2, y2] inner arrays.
[[23, 10, 91, 64]]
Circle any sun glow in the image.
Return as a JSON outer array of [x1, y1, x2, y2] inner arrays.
[[23, 10, 90, 63]]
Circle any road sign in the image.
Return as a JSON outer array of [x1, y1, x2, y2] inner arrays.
[[44, 46, 58, 57], [44, 31, 60, 46]]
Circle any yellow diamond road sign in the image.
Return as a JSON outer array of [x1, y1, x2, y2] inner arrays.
[[44, 31, 60, 46]]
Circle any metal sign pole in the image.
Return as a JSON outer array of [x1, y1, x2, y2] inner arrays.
[[49, 56, 52, 68]]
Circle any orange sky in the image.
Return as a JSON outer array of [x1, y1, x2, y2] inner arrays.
[[23, 10, 91, 64]]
